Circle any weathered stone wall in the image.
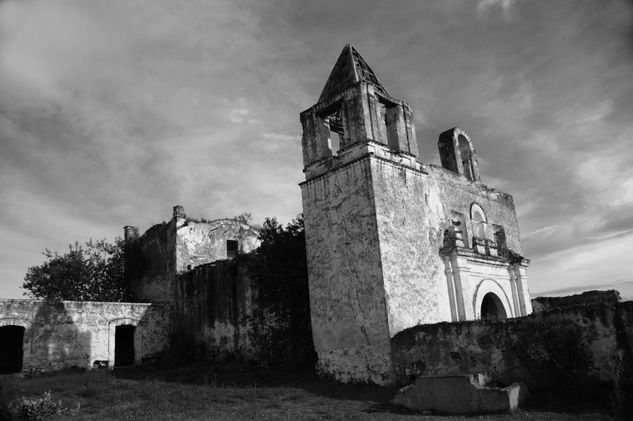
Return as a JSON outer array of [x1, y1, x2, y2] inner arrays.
[[370, 159, 531, 336], [172, 260, 254, 358], [133, 221, 177, 303], [175, 218, 260, 272], [371, 158, 451, 333], [427, 164, 523, 253], [300, 135, 532, 385], [532, 290, 620, 313], [391, 301, 633, 409], [301, 157, 395, 385], [0, 299, 170, 373], [299, 46, 533, 386], [131, 210, 260, 304]]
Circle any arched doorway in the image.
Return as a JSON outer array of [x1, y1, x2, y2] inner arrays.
[[481, 293, 507, 320], [0, 325, 25, 373]]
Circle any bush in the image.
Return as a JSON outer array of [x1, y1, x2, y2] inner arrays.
[[0, 381, 17, 421], [23, 239, 140, 302], [8, 391, 79, 420], [243, 216, 316, 367]]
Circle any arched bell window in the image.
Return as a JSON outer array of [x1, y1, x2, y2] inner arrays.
[[438, 128, 481, 182], [470, 203, 487, 240], [458, 134, 475, 181]]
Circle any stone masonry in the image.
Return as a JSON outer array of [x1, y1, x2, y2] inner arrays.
[[126, 206, 260, 304], [300, 45, 532, 384], [0, 299, 169, 373]]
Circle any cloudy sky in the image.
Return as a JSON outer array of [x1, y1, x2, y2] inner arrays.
[[1, 0, 632, 300]]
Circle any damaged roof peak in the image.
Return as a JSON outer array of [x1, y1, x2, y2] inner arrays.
[[318, 44, 391, 102]]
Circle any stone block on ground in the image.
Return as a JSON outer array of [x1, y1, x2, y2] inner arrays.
[[393, 373, 527, 414]]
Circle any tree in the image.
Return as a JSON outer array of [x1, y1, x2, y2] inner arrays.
[[244, 215, 316, 366], [23, 239, 134, 302]]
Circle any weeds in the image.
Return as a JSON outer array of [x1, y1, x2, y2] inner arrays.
[[7, 390, 79, 420]]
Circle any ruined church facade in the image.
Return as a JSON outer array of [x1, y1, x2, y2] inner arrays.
[[300, 45, 532, 384]]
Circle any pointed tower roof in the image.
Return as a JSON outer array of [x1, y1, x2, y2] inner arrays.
[[318, 44, 391, 102]]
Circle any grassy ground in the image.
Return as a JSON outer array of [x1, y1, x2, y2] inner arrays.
[[0, 363, 622, 420]]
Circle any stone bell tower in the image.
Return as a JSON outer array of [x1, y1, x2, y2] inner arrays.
[[300, 45, 531, 385], [300, 45, 426, 385], [300, 44, 419, 179]]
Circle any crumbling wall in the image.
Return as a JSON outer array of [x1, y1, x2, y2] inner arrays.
[[129, 211, 261, 304], [427, 164, 523, 253], [0, 299, 170, 373], [391, 301, 633, 409], [172, 260, 254, 359], [175, 218, 260, 272], [133, 221, 177, 303], [532, 290, 620, 313]]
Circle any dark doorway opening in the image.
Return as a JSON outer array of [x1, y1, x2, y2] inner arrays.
[[0, 325, 25, 374], [481, 293, 507, 320], [115, 325, 135, 367], [227, 239, 239, 259]]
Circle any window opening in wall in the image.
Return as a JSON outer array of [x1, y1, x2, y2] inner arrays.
[[471, 204, 486, 240], [450, 211, 467, 247], [227, 239, 239, 259], [471, 204, 488, 254], [379, 99, 399, 150], [0, 326, 24, 374], [114, 324, 135, 367], [493, 225, 507, 255], [481, 293, 507, 320], [458, 134, 474, 181], [323, 106, 344, 156]]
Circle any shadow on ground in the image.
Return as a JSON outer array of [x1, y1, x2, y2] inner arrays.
[[113, 361, 400, 404], [110, 361, 620, 418]]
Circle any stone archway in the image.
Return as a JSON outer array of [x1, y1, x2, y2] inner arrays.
[[473, 279, 514, 319], [480, 293, 507, 320]]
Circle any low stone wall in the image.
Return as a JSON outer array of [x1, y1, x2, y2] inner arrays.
[[0, 299, 170, 373], [532, 289, 621, 313], [391, 301, 633, 410]]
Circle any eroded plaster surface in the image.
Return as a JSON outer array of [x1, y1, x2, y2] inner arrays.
[[173, 261, 254, 358], [299, 45, 533, 384], [0, 299, 169, 373], [302, 158, 395, 385], [391, 301, 633, 408]]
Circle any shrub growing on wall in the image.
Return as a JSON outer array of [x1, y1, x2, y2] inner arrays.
[[244, 215, 316, 367]]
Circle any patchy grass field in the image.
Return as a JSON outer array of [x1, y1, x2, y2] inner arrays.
[[0, 364, 622, 420]]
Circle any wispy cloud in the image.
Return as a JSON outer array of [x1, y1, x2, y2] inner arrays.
[[229, 108, 259, 124], [523, 225, 558, 240], [477, 0, 517, 21]]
